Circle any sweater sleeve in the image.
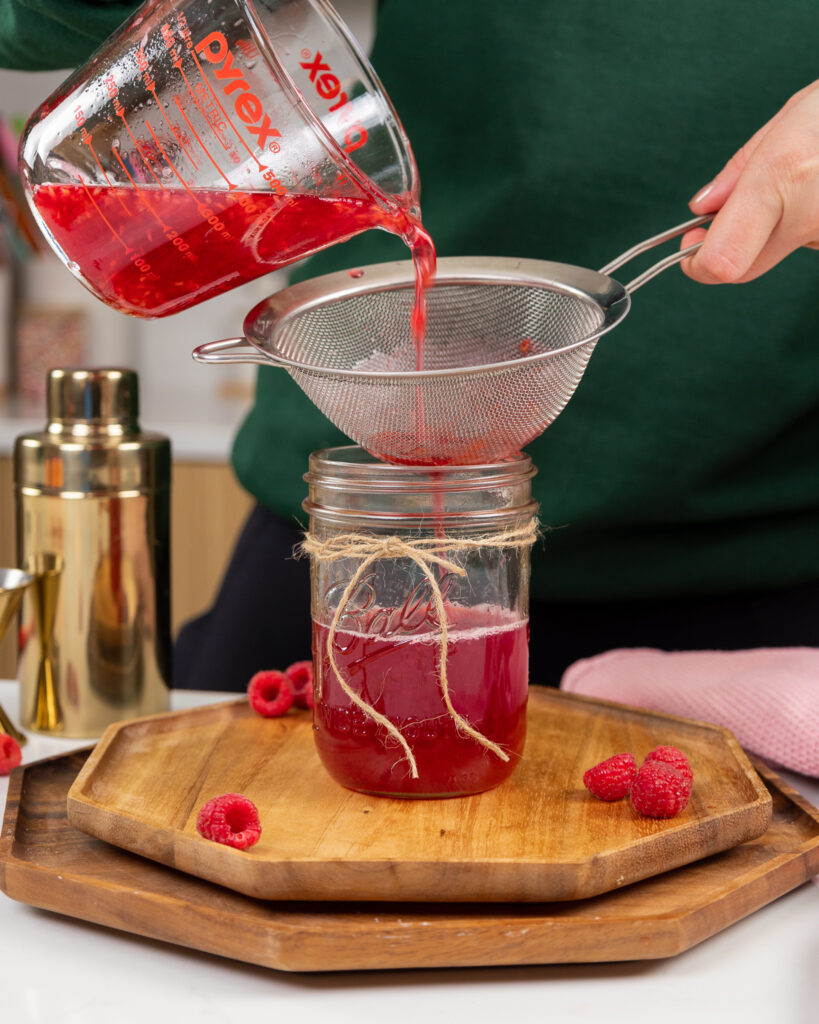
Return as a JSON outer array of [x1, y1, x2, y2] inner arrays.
[[0, 0, 139, 70]]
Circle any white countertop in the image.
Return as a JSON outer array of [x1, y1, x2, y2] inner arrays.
[[1, 679, 818, 1024]]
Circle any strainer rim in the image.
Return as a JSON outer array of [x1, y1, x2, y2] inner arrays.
[[242, 256, 631, 380]]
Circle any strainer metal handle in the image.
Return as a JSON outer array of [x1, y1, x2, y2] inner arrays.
[[192, 337, 267, 365], [599, 213, 712, 293]]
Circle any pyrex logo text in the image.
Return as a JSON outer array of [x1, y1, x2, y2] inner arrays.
[[299, 52, 349, 111], [195, 32, 281, 149], [299, 50, 368, 155]]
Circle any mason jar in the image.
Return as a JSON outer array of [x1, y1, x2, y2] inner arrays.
[[302, 446, 538, 799]]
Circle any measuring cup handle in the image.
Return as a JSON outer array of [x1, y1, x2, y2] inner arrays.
[[192, 338, 268, 365], [598, 214, 713, 294]]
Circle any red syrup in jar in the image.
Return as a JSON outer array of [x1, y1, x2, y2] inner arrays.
[[31, 183, 437, 322], [312, 606, 529, 797]]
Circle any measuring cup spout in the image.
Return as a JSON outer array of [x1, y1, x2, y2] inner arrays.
[[598, 214, 713, 293]]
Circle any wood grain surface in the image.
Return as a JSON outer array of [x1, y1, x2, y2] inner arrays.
[[2, 750, 817, 972], [65, 690, 772, 901]]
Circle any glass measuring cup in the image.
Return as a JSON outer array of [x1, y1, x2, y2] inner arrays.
[[19, 0, 419, 318]]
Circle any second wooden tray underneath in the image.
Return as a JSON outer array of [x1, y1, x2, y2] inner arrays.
[[66, 689, 771, 902], [4, 751, 817, 971]]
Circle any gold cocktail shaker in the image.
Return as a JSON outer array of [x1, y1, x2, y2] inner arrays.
[[15, 368, 171, 736]]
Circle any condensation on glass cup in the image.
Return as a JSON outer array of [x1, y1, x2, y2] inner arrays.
[[302, 446, 539, 799], [18, 0, 419, 318]]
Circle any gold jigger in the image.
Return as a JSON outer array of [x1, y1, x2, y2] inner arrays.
[[25, 554, 64, 733], [0, 568, 34, 746]]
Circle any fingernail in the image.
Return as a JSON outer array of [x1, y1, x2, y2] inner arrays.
[[690, 182, 714, 206]]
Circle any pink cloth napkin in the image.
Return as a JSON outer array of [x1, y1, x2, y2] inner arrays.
[[560, 647, 819, 778]]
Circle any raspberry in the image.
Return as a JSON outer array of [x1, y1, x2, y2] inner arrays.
[[247, 670, 294, 717], [0, 734, 22, 775], [645, 745, 694, 785], [583, 752, 637, 801], [630, 760, 692, 819], [285, 660, 314, 710], [196, 793, 261, 849]]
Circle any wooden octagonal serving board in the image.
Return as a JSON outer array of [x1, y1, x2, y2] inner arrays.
[[3, 750, 817, 971], [64, 689, 772, 902]]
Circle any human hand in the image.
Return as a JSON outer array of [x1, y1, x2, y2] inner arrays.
[[681, 80, 819, 284]]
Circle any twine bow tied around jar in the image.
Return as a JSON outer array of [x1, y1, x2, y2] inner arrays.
[[300, 519, 539, 779]]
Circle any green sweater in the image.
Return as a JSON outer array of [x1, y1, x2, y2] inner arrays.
[[4, 1, 819, 602]]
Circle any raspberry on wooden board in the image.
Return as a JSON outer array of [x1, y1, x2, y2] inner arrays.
[[583, 752, 638, 801], [196, 794, 262, 849]]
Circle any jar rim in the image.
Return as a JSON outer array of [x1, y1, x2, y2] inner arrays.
[[304, 446, 538, 527], [305, 445, 536, 490]]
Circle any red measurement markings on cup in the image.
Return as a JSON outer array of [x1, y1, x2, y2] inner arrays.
[[88, 61, 201, 266], [145, 121, 237, 249], [172, 99, 236, 190], [102, 70, 166, 196], [144, 70, 199, 172], [131, 28, 250, 258], [75, 175, 135, 258], [127, 131, 201, 264], [192, 82, 235, 155], [110, 91, 167, 192], [165, 17, 238, 167], [103, 118, 195, 264], [137, 43, 200, 172], [72, 97, 149, 270], [111, 147, 167, 226], [73, 102, 130, 216], [161, 19, 239, 184]]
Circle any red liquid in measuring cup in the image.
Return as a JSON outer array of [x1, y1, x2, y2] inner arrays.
[[312, 606, 528, 797], [31, 183, 436, 322]]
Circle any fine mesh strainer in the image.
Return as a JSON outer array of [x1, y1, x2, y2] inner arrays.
[[193, 214, 710, 465]]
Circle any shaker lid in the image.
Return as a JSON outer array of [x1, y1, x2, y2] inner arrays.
[[46, 368, 139, 434], [15, 368, 170, 495]]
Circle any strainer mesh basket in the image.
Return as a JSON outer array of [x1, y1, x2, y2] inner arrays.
[[197, 217, 709, 464], [253, 275, 606, 465]]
